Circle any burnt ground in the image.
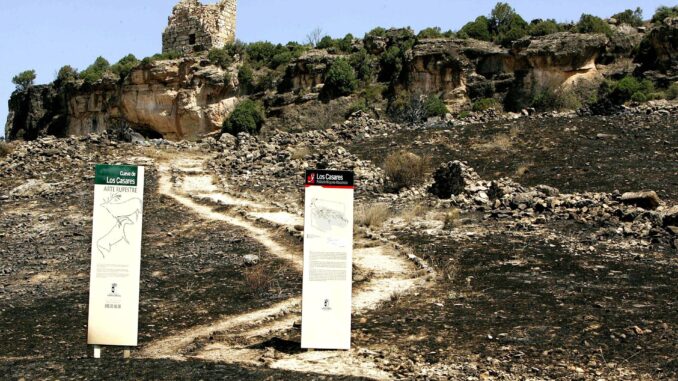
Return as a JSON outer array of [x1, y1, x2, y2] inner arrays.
[[354, 220, 676, 380], [0, 163, 341, 380], [0, 111, 676, 380], [349, 112, 678, 203]]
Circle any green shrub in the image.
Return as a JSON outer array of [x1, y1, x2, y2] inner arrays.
[[576, 14, 613, 36], [224, 40, 247, 57], [238, 64, 255, 94], [530, 88, 581, 111], [459, 16, 492, 41], [245, 41, 293, 69], [424, 95, 448, 117], [472, 98, 499, 111], [631, 92, 648, 102], [417, 27, 444, 39], [666, 83, 678, 100], [528, 19, 561, 36], [141, 50, 182, 66], [80, 57, 111, 83], [349, 49, 375, 82], [12, 70, 36, 90], [323, 58, 357, 98], [270, 51, 293, 69], [366, 27, 387, 38], [490, 2, 528, 46], [652, 6, 678, 23], [337, 33, 355, 53], [613, 76, 654, 103], [611, 8, 644, 27], [316, 36, 336, 50], [255, 71, 280, 92], [222, 99, 266, 135], [458, 111, 471, 119], [383, 151, 429, 191], [57, 65, 78, 82], [111, 54, 139, 79], [208, 48, 233, 68], [347, 98, 369, 115]]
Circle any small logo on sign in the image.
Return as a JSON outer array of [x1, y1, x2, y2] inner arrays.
[[307, 173, 316, 184], [108, 283, 121, 297], [322, 299, 331, 311]]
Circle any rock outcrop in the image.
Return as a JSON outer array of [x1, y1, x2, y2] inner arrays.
[[511, 32, 608, 90], [6, 57, 238, 141], [635, 17, 678, 84], [406, 38, 510, 111]]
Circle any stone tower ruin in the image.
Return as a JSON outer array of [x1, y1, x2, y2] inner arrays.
[[162, 0, 236, 54]]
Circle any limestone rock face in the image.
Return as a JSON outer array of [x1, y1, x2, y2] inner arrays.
[[280, 51, 343, 93], [6, 57, 238, 141], [406, 38, 511, 111], [512, 32, 609, 90], [635, 17, 678, 83]]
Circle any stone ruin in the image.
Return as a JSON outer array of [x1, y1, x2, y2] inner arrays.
[[162, 0, 236, 54]]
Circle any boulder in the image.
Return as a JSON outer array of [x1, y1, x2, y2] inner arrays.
[[243, 254, 260, 266], [663, 206, 678, 227], [620, 191, 662, 210], [429, 161, 466, 199]]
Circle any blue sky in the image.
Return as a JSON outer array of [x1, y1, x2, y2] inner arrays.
[[0, 0, 670, 137]]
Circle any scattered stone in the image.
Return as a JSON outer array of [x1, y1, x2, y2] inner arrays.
[[243, 254, 260, 266], [621, 191, 661, 210]]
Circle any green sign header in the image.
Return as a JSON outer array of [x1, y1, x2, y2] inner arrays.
[[95, 164, 139, 187]]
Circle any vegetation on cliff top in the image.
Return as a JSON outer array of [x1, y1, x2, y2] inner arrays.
[[12, 70, 36, 91]]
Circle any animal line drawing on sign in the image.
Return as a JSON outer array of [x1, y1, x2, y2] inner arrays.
[[97, 193, 143, 259]]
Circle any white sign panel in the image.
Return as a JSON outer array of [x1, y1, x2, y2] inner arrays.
[[301, 170, 354, 350], [87, 164, 145, 346]]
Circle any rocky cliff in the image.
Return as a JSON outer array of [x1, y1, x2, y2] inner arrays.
[[6, 29, 670, 141], [6, 57, 237, 141]]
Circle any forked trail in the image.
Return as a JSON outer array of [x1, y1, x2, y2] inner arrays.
[[140, 156, 431, 380]]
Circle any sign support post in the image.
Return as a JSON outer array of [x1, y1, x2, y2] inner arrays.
[[87, 164, 145, 358], [301, 170, 355, 350]]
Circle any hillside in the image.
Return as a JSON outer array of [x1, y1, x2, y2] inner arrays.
[[1, 3, 677, 381]]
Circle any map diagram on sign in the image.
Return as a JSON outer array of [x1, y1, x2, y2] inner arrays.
[[310, 197, 349, 232], [97, 193, 143, 259]]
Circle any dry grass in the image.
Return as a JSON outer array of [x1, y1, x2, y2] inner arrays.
[[402, 203, 429, 223], [355, 204, 390, 228], [0, 141, 13, 158], [243, 266, 271, 294], [474, 127, 520, 152], [383, 151, 430, 191], [290, 145, 312, 160], [442, 208, 462, 229], [515, 163, 533, 177], [389, 290, 404, 305]]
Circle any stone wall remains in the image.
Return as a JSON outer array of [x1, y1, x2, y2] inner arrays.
[[162, 0, 236, 54]]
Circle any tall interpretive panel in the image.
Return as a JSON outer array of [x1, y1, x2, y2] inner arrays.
[[87, 165, 145, 347], [301, 170, 354, 350]]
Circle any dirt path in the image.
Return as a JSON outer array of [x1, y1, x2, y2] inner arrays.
[[140, 156, 431, 380]]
